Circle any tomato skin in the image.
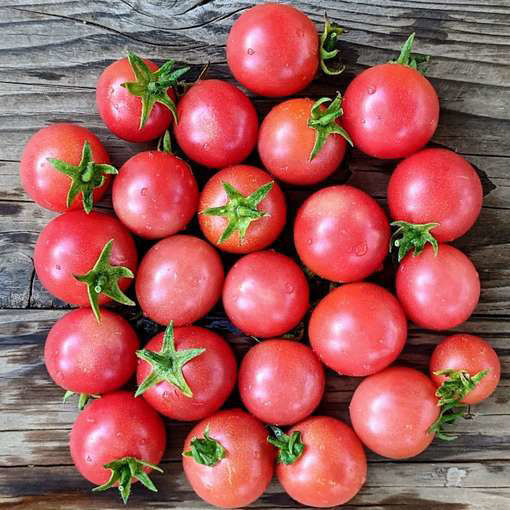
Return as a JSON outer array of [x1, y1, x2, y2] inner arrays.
[[309, 283, 407, 377], [112, 150, 198, 239], [430, 334, 500, 405], [198, 165, 286, 253], [96, 57, 174, 142], [396, 244, 480, 330], [174, 80, 258, 168], [227, 4, 318, 97], [276, 416, 366, 508], [70, 392, 166, 485], [136, 235, 224, 326], [349, 366, 440, 459], [223, 251, 309, 338], [20, 124, 111, 212], [342, 64, 439, 159], [34, 211, 137, 306], [388, 148, 483, 242], [294, 185, 390, 282], [239, 339, 325, 425], [182, 409, 275, 508], [258, 98, 347, 185]]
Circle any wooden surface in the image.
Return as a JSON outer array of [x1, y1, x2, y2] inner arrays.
[[1, 0, 510, 508]]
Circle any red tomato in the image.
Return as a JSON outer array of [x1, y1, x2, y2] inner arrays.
[[112, 150, 198, 239], [388, 148, 483, 242], [198, 165, 286, 253], [20, 124, 113, 212], [294, 185, 390, 282], [309, 283, 407, 377], [174, 80, 258, 168], [136, 325, 237, 421], [227, 4, 318, 97], [223, 251, 309, 338], [182, 409, 275, 508], [239, 339, 325, 425], [349, 366, 440, 459], [136, 235, 224, 326], [275, 416, 366, 507], [430, 334, 500, 405], [396, 244, 480, 330]]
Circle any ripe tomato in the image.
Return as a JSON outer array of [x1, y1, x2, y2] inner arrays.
[[182, 409, 275, 508], [273, 416, 366, 507], [239, 339, 325, 425], [430, 334, 500, 405], [223, 251, 309, 338], [309, 283, 407, 377], [294, 185, 390, 282], [349, 366, 440, 459], [20, 123, 115, 213], [70, 391, 166, 503], [136, 323, 237, 421], [174, 80, 258, 168], [198, 165, 286, 253], [136, 235, 224, 326], [388, 148, 483, 242], [396, 244, 480, 330]]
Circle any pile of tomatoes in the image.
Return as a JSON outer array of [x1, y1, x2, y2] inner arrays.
[[20, 3, 501, 508]]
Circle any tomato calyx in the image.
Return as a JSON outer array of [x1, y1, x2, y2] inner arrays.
[[183, 426, 226, 466], [74, 239, 135, 322], [267, 426, 304, 465], [320, 14, 345, 76], [157, 130, 173, 154], [63, 390, 100, 410], [201, 181, 274, 245], [135, 321, 205, 398], [390, 221, 439, 262], [389, 32, 429, 73]]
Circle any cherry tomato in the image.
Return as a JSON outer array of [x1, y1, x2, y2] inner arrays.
[[174, 80, 258, 168], [349, 366, 440, 459], [239, 339, 325, 425], [309, 283, 407, 377], [198, 165, 286, 253], [182, 409, 275, 508], [223, 251, 309, 338], [136, 234, 224, 326], [294, 185, 390, 282], [396, 244, 480, 330]]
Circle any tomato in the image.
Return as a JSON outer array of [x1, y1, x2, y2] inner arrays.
[[174, 80, 258, 168], [70, 391, 166, 502], [223, 251, 309, 338], [198, 165, 286, 253], [396, 244, 480, 330], [239, 339, 325, 425], [20, 123, 115, 213], [136, 323, 237, 421], [136, 235, 224, 326], [273, 416, 366, 507], [294, 185, 390, 282], [112, 149, 198, 239], [309, 283, 407, 377], [388, 148, 483, 242], [349, 366, 440, 459], [182, 409, 275, 508]]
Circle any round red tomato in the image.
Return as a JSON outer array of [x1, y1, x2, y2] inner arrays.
[[198, 165, 286, 253], [294, 185, 390, 282], [174, 80, 258, 168], [309, 283, 407, 377], [182, 409, 275, 508], [136, 234, 224, 326], [274, 416, 366, 507], [239, 339, 325, 425], [396, 244, 480, 330], [112, 149, 198, 239], [223, 251, 309, 338], [20, 123, 113, 212], [430, 334, 500, 405], [349, 366, 440, 459], [388, 148, 483, 242]]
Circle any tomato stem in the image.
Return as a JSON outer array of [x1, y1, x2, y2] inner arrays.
[[390, 33, 430, 73], [319, 14, 345, 76], [390, 221, 439, 262], [182, 426, 225, 466], [267, 426, 304, 464]]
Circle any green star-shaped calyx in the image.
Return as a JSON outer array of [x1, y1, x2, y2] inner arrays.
[[267, 426, 305, 465], [182, 426, 225, 467], [390, 221, 439, 262]]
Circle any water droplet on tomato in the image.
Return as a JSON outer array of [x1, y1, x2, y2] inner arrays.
[[247, 48, 255, 55], [306, 239, 312, 245], [285, 283, 294, 294], [361, 119, 366, 125], [86, 455, 92, 463], [355, 243, 368, 256], [86, 417, 95, 424], [368, 86, 376, 95], [296, 29, 304, 37], [163, 391, 170, 399], [55, 265, 61, 271], [141, 188, 148, 196]]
